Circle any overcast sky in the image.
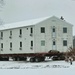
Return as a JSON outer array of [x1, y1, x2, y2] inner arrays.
[[0, 0, 75, 35]]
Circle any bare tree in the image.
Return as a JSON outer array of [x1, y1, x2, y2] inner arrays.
[[0, 0, 4, 7]]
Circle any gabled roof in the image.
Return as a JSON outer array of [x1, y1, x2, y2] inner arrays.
[[0, 16, 73, 30], [0, 16, 50, 30]]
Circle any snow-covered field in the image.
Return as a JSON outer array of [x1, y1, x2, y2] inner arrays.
[[0, 60, 75, 75]]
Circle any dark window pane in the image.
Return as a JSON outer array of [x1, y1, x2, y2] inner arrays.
[[31, 28, 33, 33], [53, 41, 55, 45], [63, 28, 67, 33], [53, 28, 55, 32], [63, 40, 67, 46], [20, 29, 22, 35], [10, 31, 12, 35], [10, 42, 12, 48], [1, 32, 3, 37], [20, 42, 22, 47], [31, 41, 33, 46], [41, 27, 45, 33], [1, 43, 3, 48]]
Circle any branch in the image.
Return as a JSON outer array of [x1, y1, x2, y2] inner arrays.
[[0, 0, 5, 7]]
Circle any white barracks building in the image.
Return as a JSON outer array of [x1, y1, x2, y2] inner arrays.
[[0, 16, 73, 54]]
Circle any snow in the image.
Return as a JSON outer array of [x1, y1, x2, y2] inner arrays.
[[0, 60, 75, 75], [0, 16, 50, 30], [0, 16, 73, 31]]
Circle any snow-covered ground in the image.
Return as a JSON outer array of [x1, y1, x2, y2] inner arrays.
[[0, 60, 75, 75]]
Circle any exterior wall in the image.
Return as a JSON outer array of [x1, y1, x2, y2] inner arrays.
[[34, 17, 73, 52], [0, 17, 73, 54], [0, 26, 35, 54]]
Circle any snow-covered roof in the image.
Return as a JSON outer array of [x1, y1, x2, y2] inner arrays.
[[0, 16, 73, 30], [0, 16, 50, 30]]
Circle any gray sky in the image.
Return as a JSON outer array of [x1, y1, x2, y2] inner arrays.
[[0, 0, 75, 35]]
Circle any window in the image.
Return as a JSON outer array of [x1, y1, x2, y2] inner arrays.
[[31, 41, 33, 46], [30, 41, 33, 50], [20, 42, 22, 47], [63, 40, 67, 46], [53, 41, 56, 45], [20, 29, 22, 35], [1, 43, 3, 48], [10, 31, 12, 36], [10, 42, 12, 48], [53, 28, 55, 32], [9, 31, 12, 39], [41, 27, 45, 33], [41, 40, 45, 46], [1, 43, 3, 51], [63, 27, 67, 33], [19, 29, 22, 37], [19, 42, 22, 50], [10, 42, 12, 51], [1, 32, 3, 37], [31, 28, 33, 33]]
